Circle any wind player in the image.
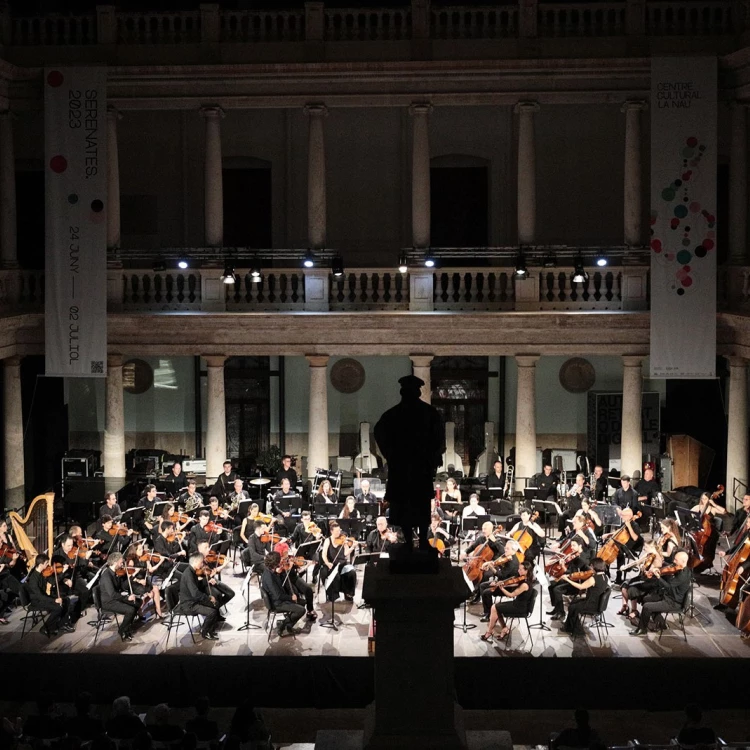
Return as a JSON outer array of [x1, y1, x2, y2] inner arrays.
[[179, 480, 203, 513], [486, 459, 505, 490], [212, 461, 237, 505], [556, 474, 591, 538]]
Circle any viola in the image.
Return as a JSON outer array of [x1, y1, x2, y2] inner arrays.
[[173, 511, 193, 526], [546, 549, 579, 580], [568, 569, 595, 582], [0, 542, 25, 562], [108, 523, 131, 537], [116, 564, 138, 578], [653, 564, 681, 577], [205, 521, 226, 534], [306, 522, 322, 536], [332, 535, 358, 548], [42, 562, 67, 578], [139, 552, 168, 564], [281, 555, 307, 571], [66, 546, 90, 560], [720, 536, 750, 609], [260, 531, 283, 545], [166, 530, 186, 543]]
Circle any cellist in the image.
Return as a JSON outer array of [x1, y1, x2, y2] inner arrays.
[[604, 506, 643, 586], [508, 507, 546, 560], [426, 513, 451, 557], [717, 512, 750, 604]]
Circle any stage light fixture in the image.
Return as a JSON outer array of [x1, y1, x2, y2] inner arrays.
[[423, 251, 435, 268], [542, 253, 556, 268], [303, 251, 315, 268], [398, 252, 408, 274], [152, 261, 166, 273], [595, 254, 608, 267], [514, 254, 528, 278], [221, 265, 236, 284], [572, 257, 588, 284], [332, 256, 345, 277], [250, 264, 262, 281], [177, 259, 189, 269]]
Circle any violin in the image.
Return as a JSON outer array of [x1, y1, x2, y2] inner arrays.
[[253, 513, 273, 524], [281, 555, 308, 571], [66, 545, 90, 560], [139, 552, 168, 564], [652, 564, 681, 577], [487, 574, 526, 593], [546, 549, 579, 580], [0, 542, 25, 562], [42, 562, 67, 578], [166, 530, 186, 543], [205, 521, 226, 534], [567, 569, 595, 582], [108, 523, 131, 537], [306, 522, 322, 536], [260, 531, 283, 545], [116, 564, 138, 578], [204, 550, 227, 567], [173, 511, 193, 526], [332, 535, 358, 548]]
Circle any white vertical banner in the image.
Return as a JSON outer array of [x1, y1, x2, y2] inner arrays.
[[650, 57, 717, 379], [45, 67, 107, 378]]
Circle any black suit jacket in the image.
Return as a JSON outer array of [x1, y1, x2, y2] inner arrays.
[[99, 566, 125, 609], [179, 566, 212, 608]]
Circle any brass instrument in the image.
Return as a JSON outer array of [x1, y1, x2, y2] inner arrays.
[[503, 463, 514, 500], [8, 492, 54, 568]]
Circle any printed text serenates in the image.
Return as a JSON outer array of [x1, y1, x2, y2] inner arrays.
[[68, 88, 99, 177]]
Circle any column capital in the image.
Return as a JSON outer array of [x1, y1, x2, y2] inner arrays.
[[107, 354, 123, 368], [199, 105, 225, 120], [726, 354, 748, 369], [204, 355, 227, 367], [409, 354, 434, 368], [622, 355, 644, 368], [514, 101, 540, 115], [621, 100, 648, 113], [409, 102, 433, 118], [304, 103, 328, 118], [515, 354, 540, 367], [106, 105, 122, 122], [305, 354, 330, 368]]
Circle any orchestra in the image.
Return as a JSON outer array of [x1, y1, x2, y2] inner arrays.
[[4, 457, 750, 652]]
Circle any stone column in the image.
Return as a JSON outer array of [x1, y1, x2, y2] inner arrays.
[[305, 104, 328, 249], [410, 354, 433, 403], [106, 107, 122, 251], [201, 106, 225, 247], [103, 354, 126, 481], [409, 102, 432, 249], [306, 355, 329, 474], [205, 356, 227, 482], [3, 356, 24, 510], [730, 102, 748, 264], [515, 101, 540, 245], [726, 356, 749, 512], [0, 111, 17, 268], [622, 100, 646, 247], [621, 356, 643, 478], [514, 355, 539, 490]]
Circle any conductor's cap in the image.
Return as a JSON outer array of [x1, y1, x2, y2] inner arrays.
[[398, 374, 425, 389]]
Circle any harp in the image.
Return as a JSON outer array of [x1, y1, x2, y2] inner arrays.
[[7, 492, 54, 567]]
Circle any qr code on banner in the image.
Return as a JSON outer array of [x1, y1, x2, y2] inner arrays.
[[90, 361, 104, 374]]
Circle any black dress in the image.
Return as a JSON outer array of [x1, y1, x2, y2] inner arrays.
[[494, 584, 534, 617]]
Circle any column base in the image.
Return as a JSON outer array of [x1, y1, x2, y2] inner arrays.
[[315, 727, 512, 750]]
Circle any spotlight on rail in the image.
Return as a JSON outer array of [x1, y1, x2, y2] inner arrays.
[[572, 257, 588, 284], [332, 256, 345, 278], [221, 265, 236, 285], [177, 259, 189, 270], [250, 264, 262, 282], [398, 252, 408, 274], [595, 254, 609, 268], [514, 254, 528, 278], [303, 251, 315, 269]]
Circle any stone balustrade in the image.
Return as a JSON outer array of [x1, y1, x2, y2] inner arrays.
[[4, 1, 740, 47], [0, 270, 45, 310]]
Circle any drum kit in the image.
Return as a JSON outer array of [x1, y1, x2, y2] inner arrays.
[[249, 475, 271, 502]]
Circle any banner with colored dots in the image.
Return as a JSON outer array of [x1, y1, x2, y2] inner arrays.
[[650, 57, 716, 379], [44, 67, 107, 377]]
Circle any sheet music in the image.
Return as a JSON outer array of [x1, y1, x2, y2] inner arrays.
[[323, 564, 340, 591]]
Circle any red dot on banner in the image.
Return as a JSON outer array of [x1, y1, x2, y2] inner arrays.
[[651, 239, 662, 251], [683, 265, 691, 272], [687, 137, 698, 148], [49, 155, 67, 173], [682, 276, 693, 287], [47, 70, 64, 87], [703, 239, 714, 251]]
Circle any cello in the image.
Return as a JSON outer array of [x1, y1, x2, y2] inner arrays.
[[510, 511, 539, 561], [720, 535, 750, 609], [689, 484, 724, 572], [597, 512, 641, 565]]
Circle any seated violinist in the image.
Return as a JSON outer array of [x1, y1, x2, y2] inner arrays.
[[157, 504, 190, 538], [124, 541, 164, 618], [463, 520, 505, 602], [179, 553, 221, 641], [261, 551, 305, 637], [95, 515, 133, 555], [242, 520, 272, 573], [560, 558, 609, 636], [479, 538, 521, 622], [98, 552, 141, 642], [196, 540, 234, 611], [546, 538, 591, 621], [480, 559, 535, 642], [365, 516, 400, 556], [187, 511, 212, 555], [52, 534, 95, 614], [26, 553, 75, 637], [207, 497, 231, 528], [320, 521, 357, 602], [274, 541, 317, 621], [153, 521, 187, 571]]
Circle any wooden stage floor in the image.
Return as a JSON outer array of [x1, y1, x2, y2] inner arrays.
[[1, 556, 748, 661]]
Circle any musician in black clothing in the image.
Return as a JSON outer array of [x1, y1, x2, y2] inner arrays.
[[276, 455, 299, 487], [365, 516, 399, 555], [631, 551, 691, 635], [187, 511, 212, 555], [462, 521, 505, 599], [613, 475, 641, 513], [727, 494, 750, 537], [553, 515, 597, 559], [532, 463, 557, 500], [486, 460, 505, 490], [138, 484, 158, 534], [52, 535, 94, 614], [320, 522, 357, 601], [227, 478, 250, 513], [153, 522, 187, 573], [354, 478, 378, 503], [290, 512, 323, 585], [270, 478, 298, 522], [99, 492, 122, 519], [212, 461, 237, 504], [479, 539, 521, 621], [426, 514, 451, 556], [95, 515, 134, 555], [179, 480, 204, 513], [261, 551, 305, 636], [561, 558, 609, 636], [546, 539, 591, 620], [508, 508, 546, 559], [635, 467, 660, 507], [178, 554, 221, 640], [718, 504, 750, 581], [607, 506, 643, 585], [166, 462, 188, 498], [207, 496, 232, 526], [26, 554, 74, 636], [196, 541, 235, 611], [242, 521, 272, 573], [98, 552, 140, 641], [592, 465, 609, 503], [274, 541, 317, 621], [556, 474, 591, 535]]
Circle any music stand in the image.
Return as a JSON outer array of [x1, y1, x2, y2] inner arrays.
[[275, 496, 300, 515], [356, 502, 379, 521], [675, 507, 701, 532], [338, 518, 365, 539], [453, 568, 476, 633], [237, 570, 262, 632], [314, 503, 339, 521], [488, 500, 513, 519], [440, 502, 463, 522], [461, 514, 490, 534], [237, 499, 253, 520], [152, 500, 170, 518]]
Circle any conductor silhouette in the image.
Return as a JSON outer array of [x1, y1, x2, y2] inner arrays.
[[374, 374, 445, 551]]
